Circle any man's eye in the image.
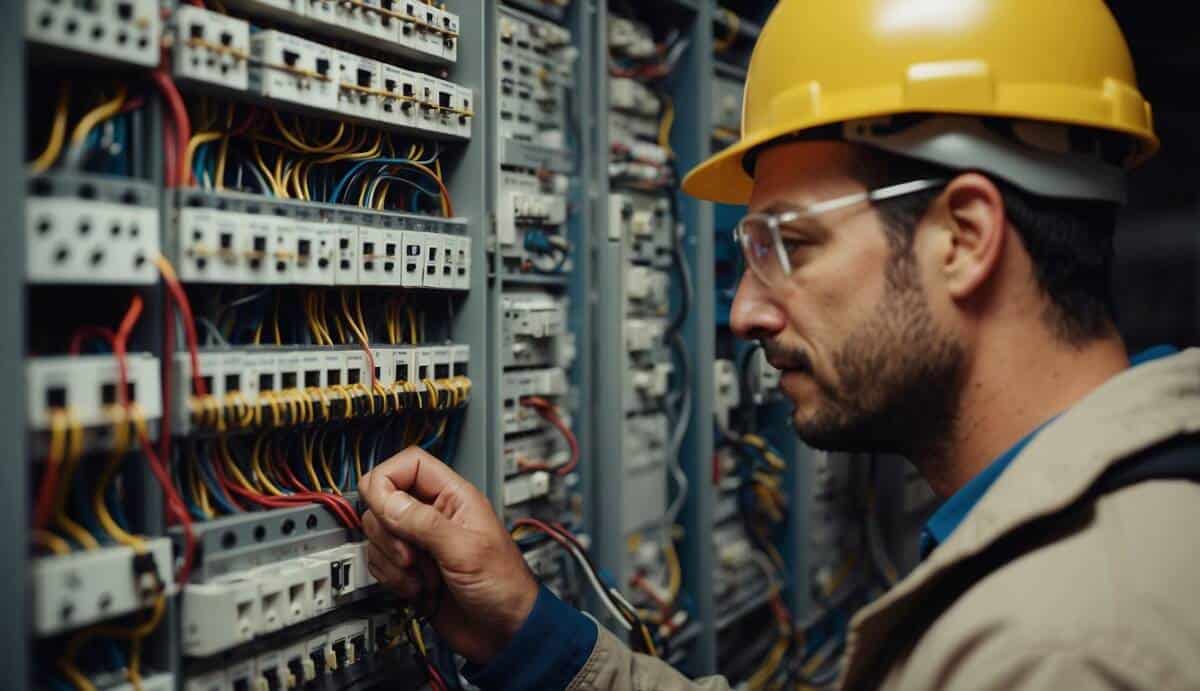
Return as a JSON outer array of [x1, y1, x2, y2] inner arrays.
[[781, 237, 810, 254]]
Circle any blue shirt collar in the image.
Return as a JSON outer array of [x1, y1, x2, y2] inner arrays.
[[919, 344, 1179, 559]]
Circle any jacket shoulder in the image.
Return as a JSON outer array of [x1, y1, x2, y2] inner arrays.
[[889, 479, 1200, 690]]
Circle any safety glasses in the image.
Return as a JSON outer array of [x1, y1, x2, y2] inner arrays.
[[733, 178, 946, 288]]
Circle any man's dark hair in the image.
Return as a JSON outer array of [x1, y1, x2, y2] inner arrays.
[[850, 147, 1119, 345]]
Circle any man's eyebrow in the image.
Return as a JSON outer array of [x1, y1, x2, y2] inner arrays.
[[756, 200, 804, 216], [755, 201, 833, 237]]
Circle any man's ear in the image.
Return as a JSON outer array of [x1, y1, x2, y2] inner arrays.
[[937, 173, 1007, 300]]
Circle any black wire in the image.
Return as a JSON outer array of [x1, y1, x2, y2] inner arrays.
[[664, 161, 691, 337]]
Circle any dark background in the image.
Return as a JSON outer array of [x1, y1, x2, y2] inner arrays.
[[1106, 2, 1200, 350]]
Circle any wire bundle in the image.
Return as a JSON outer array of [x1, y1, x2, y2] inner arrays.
[[29, 81, 147, 176], [511, 518, 660, 657], [181, 101, 454, 216], [514, 396, 579, 476]]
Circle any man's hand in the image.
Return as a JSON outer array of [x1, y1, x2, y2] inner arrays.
[[360, 446, 539, 664]]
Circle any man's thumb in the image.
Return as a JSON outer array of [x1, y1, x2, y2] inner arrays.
[[381, 490, 460, 562]]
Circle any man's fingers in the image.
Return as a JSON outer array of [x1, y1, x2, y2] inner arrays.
[[362, 510, 415, 567], [364, 446, 467, 511], [373, 489, 461, 563], [367, 543, 421, 599]]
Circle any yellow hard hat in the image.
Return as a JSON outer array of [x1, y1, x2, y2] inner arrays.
[[683, 0, 1159, 205]]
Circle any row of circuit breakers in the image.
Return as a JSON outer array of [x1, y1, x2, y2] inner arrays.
[[25, 0, 483, 689]]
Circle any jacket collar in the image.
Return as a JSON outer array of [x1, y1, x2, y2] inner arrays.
[[839, 348, 1200, 690]]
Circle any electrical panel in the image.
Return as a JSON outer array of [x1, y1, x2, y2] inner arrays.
[[21, 0, 476, 687], [493, 1, 589, 615], [586, 5, 701, 669]]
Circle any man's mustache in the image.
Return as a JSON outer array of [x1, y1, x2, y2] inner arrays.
[[760, 341, 811, 373]]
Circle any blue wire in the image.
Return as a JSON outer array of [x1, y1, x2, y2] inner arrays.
[[440, 409, 465, 464], [193, 143, 209, 187], [337, 433, 351, 491], [71, 468, 106, 546], [329, 158, 441, 203], [198, 452, 240, 515], [107, 471, 131, 532], [104, 638, 127, 672]]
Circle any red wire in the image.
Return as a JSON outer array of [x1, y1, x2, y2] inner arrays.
[[212, 440, 360, 530], [158, 264, 206, 398], [229, 106, 260, 137], [159, 292, 174, 471], [519, 397, 579, 476], [272, 444, 360, 528], [425, 662, 449, 691], [163, 118, 178, 189], [34, 325, 118, 528], [151, 67, 192, 187], [107, 294, 196, 584]]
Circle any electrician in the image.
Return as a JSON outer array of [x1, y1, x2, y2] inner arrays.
[[359, 1, 1200, 689]]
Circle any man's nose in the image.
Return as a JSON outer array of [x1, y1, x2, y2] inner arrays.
[[730, 271, 787, 342]]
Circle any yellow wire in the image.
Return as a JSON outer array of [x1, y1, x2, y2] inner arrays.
[[353, 289, 370, 338], [251, 139, 283, 196], [190, 450, 214, 519], [31, 82, 71, 173], [94, 409, 148, 550], [302, 432, 323, 491], [406, 306, 419, 344], [313, 129, 383, 165], [215, 135, 230, 191], [183, 131, 224, 185], [251, 434, 287, 496], [658, 95, 675, 156], [53, 411, 99, 550], [32, 530, 71, 555], [317, 431, 342, 495], [663, 537, 682, 605], [714, 9, 740, 53], [69, 85, 127, 148], [272, 294, 282, 346], [220, 435, 259, 493], [271, 110, 346, 153], [341, 290, 373, 355], [353, 427, 365, 479], [60, 595, 167, 691], [57, 658, 97, 691]]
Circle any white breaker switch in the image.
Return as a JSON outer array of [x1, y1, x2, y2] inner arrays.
[[249, 30, 338, 111], [33, 538, 174, 637], [26, 354, 162, 430], [173, 5, 251, 90], [27, 0, 161, 67], [713, 359, 740, 431], [27, 196, 160, 285]]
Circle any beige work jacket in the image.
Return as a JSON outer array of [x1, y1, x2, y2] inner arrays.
[[565, 348, 1200, 691]]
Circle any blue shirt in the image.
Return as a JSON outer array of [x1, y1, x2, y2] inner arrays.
[[471, 346, 1181, 691], [918, 344, 1179, 559], [462, 585, 597, 691]]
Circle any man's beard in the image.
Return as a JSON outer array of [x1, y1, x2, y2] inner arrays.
[[768, 255, 965, 459]]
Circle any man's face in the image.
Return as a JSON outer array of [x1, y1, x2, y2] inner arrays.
[[730, 141, 964, 457]]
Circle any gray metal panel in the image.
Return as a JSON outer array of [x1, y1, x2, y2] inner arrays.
[[0, 0, 27, 685], [565, 0, 595, 548], [672, 1, 719, 675], [447, 0, 492, 498], [483, 0, 506, 516], [587, 2, 628, 637]]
